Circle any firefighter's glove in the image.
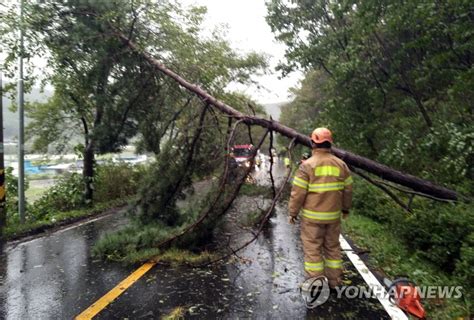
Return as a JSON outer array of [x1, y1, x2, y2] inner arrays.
[[288, 216, 298, 225]]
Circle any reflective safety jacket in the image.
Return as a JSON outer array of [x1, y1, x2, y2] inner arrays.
[[289, 148, 353, 224]]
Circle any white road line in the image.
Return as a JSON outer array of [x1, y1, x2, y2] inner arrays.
[[340, 235, 409, 320]]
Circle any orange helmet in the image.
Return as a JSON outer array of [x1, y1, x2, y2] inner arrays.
[[311, 127, 333, 144]]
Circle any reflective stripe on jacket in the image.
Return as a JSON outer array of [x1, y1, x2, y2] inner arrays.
[[289, 148, 352, 224]]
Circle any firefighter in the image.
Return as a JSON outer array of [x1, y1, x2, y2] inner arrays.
[[288, 127, 353, 288], [284, 157, 291, 168]]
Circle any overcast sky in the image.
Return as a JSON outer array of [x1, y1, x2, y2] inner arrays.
[[0, 0, 302, 104], [180, 0, 302, 104]]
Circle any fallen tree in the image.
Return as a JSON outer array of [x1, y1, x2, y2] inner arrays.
[[116, 33, 457, 201]]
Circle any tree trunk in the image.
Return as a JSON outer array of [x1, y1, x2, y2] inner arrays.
[[118, 33, 457, 201], [83, 142, 95, 203]]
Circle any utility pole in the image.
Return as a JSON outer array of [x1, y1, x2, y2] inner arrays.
[[18, 0, 25, 223], [0, 69, 6, 237]]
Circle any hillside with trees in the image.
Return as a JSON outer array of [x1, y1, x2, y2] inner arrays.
[[268, 0, 473, 316]]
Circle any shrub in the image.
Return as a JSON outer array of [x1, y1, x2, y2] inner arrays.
[[343, 214, 471, 318], [399, 202, 474, 272], [30, 173, 84, 220], [352, 176, 474, 275], [351, 177, 399, 223], [5, 167, 29, 224], [29, 163, 143, 221], [455, 232, 473, 302], [94, 162, 144, 202]]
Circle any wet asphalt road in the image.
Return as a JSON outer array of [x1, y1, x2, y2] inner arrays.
[[0, 159, 391, 319], [0, 211, 135, 319]]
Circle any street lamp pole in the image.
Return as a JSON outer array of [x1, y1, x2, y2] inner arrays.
[[0, 69, 6, 236], [17, 0, 25, 223]]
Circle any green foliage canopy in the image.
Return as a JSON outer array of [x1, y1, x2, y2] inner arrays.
[[268, 0, 473, 190]]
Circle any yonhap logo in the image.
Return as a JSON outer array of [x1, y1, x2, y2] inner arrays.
[[300, 276, 330, 308]]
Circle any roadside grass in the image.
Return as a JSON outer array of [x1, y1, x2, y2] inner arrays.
[[343, 213, 471, 319], [92, 221, 177, 262], [109, 247, 215, 266], [25, 185, 49, 202], [27, 173, 57, 180], [153, 248, 215, 266], [93, 177, 234, 265], [161, 306, 186, 320], [241, 209, 265, 227], [239, 183, 273, 198], [4, 197, 132, 240], [92, 219, 216, 265]]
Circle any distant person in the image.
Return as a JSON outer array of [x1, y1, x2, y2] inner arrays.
[[284, 157, 291, 168], [288, 128, 353, 289]]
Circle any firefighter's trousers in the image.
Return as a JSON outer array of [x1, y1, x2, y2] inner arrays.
[[300, 220, 343, 288]]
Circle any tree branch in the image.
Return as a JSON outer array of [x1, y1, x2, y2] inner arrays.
[[247, 124, 254, 145], [268, 129, 276, 199], [152, 121, 267, 249], [114, 32, 458, 201], [351, 167, 413, 213]]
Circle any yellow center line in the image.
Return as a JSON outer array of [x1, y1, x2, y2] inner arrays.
[[75, 261, 157, 320]]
